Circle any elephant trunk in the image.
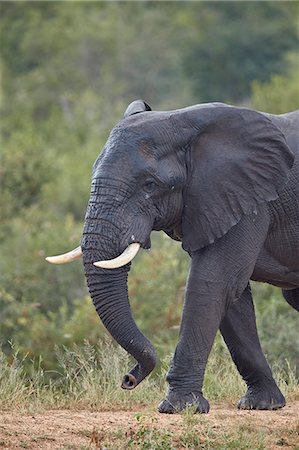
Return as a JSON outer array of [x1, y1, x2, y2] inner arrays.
[[82, 231, 156, 389]]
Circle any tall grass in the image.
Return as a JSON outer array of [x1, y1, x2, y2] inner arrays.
[[0, 338, 298, 412]]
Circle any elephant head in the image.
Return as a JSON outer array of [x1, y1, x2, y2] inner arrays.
[[47, 100, 293, 390]]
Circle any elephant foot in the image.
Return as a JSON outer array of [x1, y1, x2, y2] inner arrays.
[[238, 382, 286, 410], [158, 391, 210, 414]]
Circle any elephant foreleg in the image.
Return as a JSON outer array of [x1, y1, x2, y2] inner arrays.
[[158, 262, 226, 414], [220, 285, 285, 410]]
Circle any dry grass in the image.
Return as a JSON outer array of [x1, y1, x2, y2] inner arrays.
[[0, 339, 298, 413]]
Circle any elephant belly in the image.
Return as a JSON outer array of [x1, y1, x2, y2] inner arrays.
[[251, 247, 299, 289]]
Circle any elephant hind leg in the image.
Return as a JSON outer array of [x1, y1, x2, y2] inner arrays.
[[220, 284, 285, 410], [282, 288, 299, 312]]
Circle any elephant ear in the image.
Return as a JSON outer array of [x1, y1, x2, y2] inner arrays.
[[124, 99, 152, 118], [181, 105, 294, 253]]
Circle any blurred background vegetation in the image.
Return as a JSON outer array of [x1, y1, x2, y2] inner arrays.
[[1, 1, 298, 382]]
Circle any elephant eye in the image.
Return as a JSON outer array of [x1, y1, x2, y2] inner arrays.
[[143, 180, 156, 194]]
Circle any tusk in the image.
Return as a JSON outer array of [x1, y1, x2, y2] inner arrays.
[[93, 242, 141, 269], [45, 246, 82, 264]]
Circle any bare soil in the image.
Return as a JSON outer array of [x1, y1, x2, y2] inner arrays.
[[0, 401, 298, 449]]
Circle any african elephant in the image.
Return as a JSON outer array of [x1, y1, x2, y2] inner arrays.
[[47, 100, 299, 413]]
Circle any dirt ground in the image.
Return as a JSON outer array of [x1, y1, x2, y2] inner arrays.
[[0, 401, 298, 449]]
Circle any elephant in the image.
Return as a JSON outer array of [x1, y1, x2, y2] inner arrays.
[[47, 100, 299, 414]]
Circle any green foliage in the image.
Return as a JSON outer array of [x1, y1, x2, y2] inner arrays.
[[180, 2, 298, 102], [251, 54, 299, 113], [0, 293, 102, 371], [1, 124, 56, 221]]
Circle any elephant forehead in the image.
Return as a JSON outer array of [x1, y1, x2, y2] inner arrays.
[[104, 126, 152, 156], [109, 113, 181, 150], [94, 141, 158, 182], [98, 126, 159, 165]]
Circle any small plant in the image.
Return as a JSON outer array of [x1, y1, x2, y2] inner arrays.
[[180, 404, 204, 449], [126, 413, 172, 449], [181, 403, 202, 428]]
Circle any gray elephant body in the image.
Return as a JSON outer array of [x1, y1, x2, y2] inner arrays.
[[252, 111, 299, 289], [80, 102, 298, 413]]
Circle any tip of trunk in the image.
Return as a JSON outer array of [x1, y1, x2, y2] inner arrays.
[[121, 348, 157, 390], [121, 373, 138, 390]]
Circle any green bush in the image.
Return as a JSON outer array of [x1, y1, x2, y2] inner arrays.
[[251, 53, 299, 113]]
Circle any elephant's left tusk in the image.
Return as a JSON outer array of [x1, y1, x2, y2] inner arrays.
[[93, 242, 141, 269], [45, 246, 82, 264]]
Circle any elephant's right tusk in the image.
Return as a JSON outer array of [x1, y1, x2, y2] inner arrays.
[[45, 246, 82, 264], [93, 242, 141, 269]]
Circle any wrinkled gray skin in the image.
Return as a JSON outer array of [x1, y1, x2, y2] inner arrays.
[[81, 100, 299, 413]]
